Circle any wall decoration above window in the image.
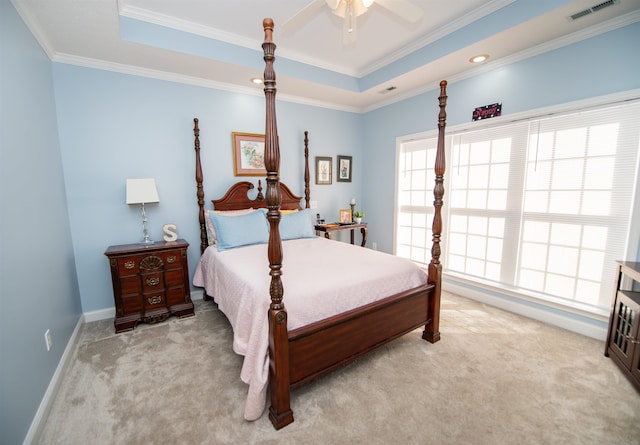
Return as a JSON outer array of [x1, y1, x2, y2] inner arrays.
[[472, 103, 502, 121], [316, 156, 332, 185], [337, 155, 352, 182], [232, 132, 266, 176]]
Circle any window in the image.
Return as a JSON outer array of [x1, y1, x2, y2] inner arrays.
[[396, 100, 640, 311]]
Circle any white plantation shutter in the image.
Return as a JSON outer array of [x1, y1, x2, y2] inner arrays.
[[396, 99, 640, 311]]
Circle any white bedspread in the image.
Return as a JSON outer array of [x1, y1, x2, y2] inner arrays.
[[193, 236, 428, 420]]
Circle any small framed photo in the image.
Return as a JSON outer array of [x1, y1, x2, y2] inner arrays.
[[339, 209, 352, 223], [232, 132, 266, 176], [316, 156, 332, 185], [337, 155, 352, 182]]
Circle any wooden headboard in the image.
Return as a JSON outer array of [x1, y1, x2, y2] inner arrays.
[[212, 180, 303, 211], [192, 118, 311, 254]]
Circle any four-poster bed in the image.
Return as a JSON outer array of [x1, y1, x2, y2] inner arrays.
[[192, 19, 447, 430]]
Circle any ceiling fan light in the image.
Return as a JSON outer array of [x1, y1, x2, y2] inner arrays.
[[362, 0, 375, 7], [326, 0, 341, 10], [331, 0, 369, 18]]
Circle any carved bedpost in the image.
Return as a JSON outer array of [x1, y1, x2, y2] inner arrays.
[[263, 18, 294, 430], [193, 118, 208, 255], [424, 80, 447, 344], [304, 131, 310, 208]]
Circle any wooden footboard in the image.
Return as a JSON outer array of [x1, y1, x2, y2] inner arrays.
[[288, 283, 436, 388]]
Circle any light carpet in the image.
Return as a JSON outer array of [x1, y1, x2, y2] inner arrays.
[[38, 292, 640, 444]]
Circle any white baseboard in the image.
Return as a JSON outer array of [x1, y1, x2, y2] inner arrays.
[[83, 306, 115, 322], [444, 277, 609, 341], [23, 314, 84, 445]]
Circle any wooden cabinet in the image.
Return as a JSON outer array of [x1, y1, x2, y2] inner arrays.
[[105, 239, 194, 333], [605, 261, 640, 391]]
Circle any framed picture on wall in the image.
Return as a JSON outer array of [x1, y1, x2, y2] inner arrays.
[[337, 155, 352, 182], [232, 132, 266, 176], [316, 156, 332, 185]]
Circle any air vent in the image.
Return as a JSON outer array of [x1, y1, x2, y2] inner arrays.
[[378, 86, 397, 94], [568, 0, 619, 21]]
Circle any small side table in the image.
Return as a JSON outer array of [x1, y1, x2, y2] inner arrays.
[[315, 223, 368, 247], [105, 239, 194, 333]]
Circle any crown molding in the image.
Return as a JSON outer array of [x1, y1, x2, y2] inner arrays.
[[360, 0, 515, 76], [52, 53, 361, 114], [362, 10, 640, 113], [116, 0, 360, 78]]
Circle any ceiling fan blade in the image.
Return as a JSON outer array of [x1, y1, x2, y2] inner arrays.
[[375, 0, 424, 23], [282, 0, 327, 33]]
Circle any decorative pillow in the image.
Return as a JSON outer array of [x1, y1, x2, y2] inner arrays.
[[279, 208, 316, 240], [280, 209, 299, 215], [205, 208, 254, 245], [210, 208, 269, 251]]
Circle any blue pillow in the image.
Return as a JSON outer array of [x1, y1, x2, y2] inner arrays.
[[210, 208, 269, 251], [279, 208, 316, 240]]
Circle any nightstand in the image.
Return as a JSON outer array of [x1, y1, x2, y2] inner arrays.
[[105, 239, 194, 333]]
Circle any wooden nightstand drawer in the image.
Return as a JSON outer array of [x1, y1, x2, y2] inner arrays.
[[105, 239, 194, 333], [165, 269, 184, 287], [121, 294, 143, 313], [141, 272, 164, 290], [119, 275, 142, 295], [144, 293, 165, 308], [116, 256, 143, 274], [166, 287, 187, 306], [162, 251, 180, 265]]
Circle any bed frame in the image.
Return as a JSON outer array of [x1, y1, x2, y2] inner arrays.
[[192, 18, 447, 430]]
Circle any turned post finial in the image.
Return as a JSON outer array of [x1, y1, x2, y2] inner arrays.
[[263, 18, 274, 42]]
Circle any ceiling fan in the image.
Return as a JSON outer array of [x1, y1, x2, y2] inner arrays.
[[282, 0, 424, 44]]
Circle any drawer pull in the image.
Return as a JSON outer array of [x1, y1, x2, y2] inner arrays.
[[148, 295, 162, 305], [167, 256, 176, 264], [146, 277, 160, 286], [124, 261, 135, 269]]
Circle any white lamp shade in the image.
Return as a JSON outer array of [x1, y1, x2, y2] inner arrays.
[[126, 178, 159, 204]]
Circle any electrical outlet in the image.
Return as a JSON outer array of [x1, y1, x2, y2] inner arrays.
[[309, 200, 318, 209], [44, 329, 52, 351], [372, 242, 377, 250]]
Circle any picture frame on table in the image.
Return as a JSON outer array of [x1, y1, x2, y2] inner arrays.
[[337, 155, 352, 182], [316, 156, 332, 185], [339, 209, 352, 223], [232, 132, 266, 176]]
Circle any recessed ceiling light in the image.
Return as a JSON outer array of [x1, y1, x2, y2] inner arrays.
[[250, 77, 263, 84], [469, 54, 489, 64]]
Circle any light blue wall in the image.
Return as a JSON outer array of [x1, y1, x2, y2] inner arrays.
[[362, 22, 640, 254], [0, 2, 82, 444], [52, 65, 361, 312], [4, 2, 640, 442]]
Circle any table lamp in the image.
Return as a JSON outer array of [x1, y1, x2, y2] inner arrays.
[[126, 178, 160, 244]]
